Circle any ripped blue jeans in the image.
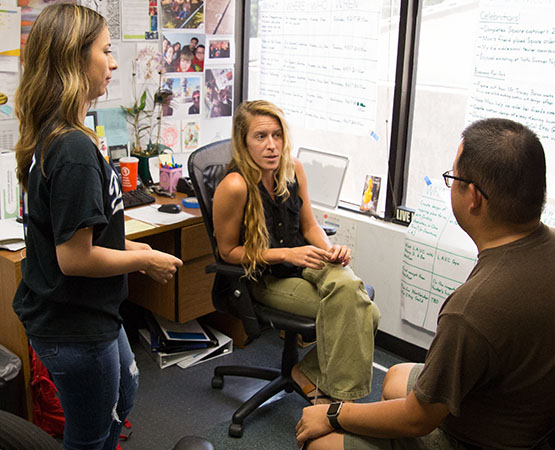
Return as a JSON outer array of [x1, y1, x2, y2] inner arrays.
[[30, 326, 139, 450]]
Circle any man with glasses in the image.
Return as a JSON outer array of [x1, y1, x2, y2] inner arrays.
[[296, 118, 555, 450]]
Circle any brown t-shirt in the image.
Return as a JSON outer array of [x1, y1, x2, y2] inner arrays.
[[414, 223, 555, 450]]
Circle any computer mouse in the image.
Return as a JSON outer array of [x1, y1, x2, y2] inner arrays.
[[158, 203, 181, 214]]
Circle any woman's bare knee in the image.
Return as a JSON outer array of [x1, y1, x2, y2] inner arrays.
[[381, 363, 417, 401]]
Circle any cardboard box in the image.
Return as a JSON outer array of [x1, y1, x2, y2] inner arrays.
[[0, 150, 19, 220]]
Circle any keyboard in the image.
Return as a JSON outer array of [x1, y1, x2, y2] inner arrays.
[[122, 189, 156, 209]]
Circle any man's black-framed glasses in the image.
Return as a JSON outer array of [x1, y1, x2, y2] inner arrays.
[[442, 170, 489, 200]]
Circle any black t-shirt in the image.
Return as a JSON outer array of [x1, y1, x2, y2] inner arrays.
[[13, 130, 127, 342]]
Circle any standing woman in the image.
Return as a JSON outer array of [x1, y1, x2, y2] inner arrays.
[[213, 100, 380, 403], [13, 4, 183, 450]]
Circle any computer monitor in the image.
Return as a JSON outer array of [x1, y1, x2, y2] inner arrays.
[[297, 147, 349, 209], [84, 111, 98, 134], [109, 145, 128, 163]]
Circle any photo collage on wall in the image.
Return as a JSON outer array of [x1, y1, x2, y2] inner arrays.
[[158, 0, 235, 152]]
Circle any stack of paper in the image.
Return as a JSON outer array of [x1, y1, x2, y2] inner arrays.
[[0, 217, 24, 251]]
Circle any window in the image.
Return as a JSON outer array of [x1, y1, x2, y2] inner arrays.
[[246, 0, 555, 218], [406, 0, 555, 210], [246, 0, 401, 217]]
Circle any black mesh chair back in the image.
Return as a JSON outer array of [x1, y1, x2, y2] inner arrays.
[[186, 139, 230, 255]]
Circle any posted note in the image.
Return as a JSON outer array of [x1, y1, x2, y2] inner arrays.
[[257, 0, 381, 136], [400, 184, 477, 333]]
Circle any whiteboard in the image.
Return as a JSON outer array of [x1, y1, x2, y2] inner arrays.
[[297, 148, 349, 209], [246, 1, 397, 210]]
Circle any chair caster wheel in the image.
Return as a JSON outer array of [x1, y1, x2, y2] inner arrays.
[[211, 376, 224, 389], [228, 423, 243, 438]]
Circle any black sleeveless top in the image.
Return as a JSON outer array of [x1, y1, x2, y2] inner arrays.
[[258, 177, 307, 278], [230, 167, 307, 278]]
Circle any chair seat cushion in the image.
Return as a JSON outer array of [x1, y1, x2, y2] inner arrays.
[[254, 302, 316, 342]]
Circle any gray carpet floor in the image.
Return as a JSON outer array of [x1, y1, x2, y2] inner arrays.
[[119, 326, 406, 450]]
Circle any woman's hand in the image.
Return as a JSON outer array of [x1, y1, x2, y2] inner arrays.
[[296, 404, 333, 448], [125, 240, 152, 274], [285, 245, 330, 269], [326, 244, 352, 266], [143, 250, 183, 283]]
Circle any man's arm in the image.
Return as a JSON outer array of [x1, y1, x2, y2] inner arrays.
[[296, 391, 449, 447]]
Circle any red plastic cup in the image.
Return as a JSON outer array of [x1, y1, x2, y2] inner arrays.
[[119, 156, 138, 192]]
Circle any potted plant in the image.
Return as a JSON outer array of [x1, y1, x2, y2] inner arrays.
[[121, 49, 172, 184]]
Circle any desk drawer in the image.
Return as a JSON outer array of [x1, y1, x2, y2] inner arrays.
[[178, 221, 215, 323], [128, 230, 176, 320], [181, 222, 212, 261]]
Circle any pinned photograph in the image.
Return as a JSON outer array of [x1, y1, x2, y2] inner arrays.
[[162, 33, 205, 73], [360, 175, 381, 215], [204, 68, 233, 118], [161, 75, 202, 118], [208, 39, 232, 63], [160, 0, 204, 30], [205, 0, 234, 35]]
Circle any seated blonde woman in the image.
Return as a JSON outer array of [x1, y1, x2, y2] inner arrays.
[[212, 100, 380, 404]]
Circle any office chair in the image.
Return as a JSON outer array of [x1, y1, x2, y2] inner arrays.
[[188, 139, 375, 438], [532, 427, 555, 450], [0, 410, 60, 450]]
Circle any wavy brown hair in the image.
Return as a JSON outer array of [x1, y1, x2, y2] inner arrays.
[[15, 3, 105, 190], [229, 100, 296, 278]]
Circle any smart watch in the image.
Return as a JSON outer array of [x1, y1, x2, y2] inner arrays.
[[326, 401, 343, 430]]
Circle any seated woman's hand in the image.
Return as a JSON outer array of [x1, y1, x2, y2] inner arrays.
[[326, 244, 352, 266], [286, 245, 330, 269]]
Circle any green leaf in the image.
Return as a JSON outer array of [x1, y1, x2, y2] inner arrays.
[[139, 91, 147, 111]]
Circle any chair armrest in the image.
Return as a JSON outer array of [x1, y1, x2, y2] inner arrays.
[[205, 261, 262, 342], [205, 261, 245, 277]]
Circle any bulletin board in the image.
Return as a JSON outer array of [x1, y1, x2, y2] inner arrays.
[[0, 0, 240, 157]]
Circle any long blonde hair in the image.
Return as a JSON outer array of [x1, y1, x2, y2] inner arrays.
[[15, 3, 105, 190], [230, 100, 296, 278]]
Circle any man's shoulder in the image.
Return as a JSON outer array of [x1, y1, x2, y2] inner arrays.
[[440, 226, 555, 328]]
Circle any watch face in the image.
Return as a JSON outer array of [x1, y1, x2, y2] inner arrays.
[[328, 402, 341, 415]]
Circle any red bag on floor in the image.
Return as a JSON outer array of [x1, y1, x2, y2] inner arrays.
[[29, 345, 65, 438], [29, 345, 133, 446]]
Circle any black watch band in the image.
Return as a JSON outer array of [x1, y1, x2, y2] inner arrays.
[[327, 401, 343, 430]]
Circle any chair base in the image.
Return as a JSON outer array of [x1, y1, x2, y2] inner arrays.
[[211, 329, 310, 437]]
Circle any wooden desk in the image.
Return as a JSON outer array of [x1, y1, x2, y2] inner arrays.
[[0, 193, 215, 420], [125, 194, 216, 322], [0, 247, 27, 418]]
